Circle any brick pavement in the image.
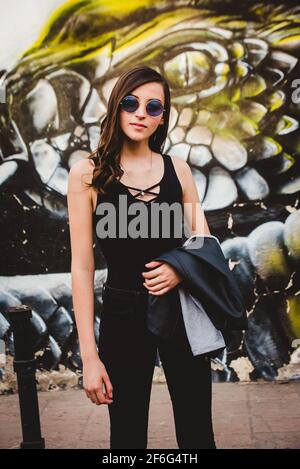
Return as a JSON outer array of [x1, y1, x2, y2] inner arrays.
[[1, 381, 300, 449]]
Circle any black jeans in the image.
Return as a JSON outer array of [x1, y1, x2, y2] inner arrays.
[[97, 282, 217, 450]]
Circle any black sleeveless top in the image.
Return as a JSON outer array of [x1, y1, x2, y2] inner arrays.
[[92, 154, 184, 291]]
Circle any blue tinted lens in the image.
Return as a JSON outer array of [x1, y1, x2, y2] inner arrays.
[[146, 100, 164, 116], [121, 95, 138, 112]]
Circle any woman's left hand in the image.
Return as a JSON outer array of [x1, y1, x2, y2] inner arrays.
[[141, 261, 183, 295]]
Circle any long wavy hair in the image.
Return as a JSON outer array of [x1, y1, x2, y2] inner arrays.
[[87, 65, 171, 195]]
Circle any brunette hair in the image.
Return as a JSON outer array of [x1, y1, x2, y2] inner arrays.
[[86, 65, 171, 195]]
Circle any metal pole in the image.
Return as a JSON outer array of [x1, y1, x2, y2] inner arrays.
[[7, 305, 45, 449]]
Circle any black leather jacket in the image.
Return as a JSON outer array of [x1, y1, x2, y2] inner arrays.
[[146, 235, 248, 357]]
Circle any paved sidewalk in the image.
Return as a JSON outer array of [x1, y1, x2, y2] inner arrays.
[[1, 381, 300, 449]]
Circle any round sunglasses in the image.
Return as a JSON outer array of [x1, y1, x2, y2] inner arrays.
[[120, 95, 165, 117]]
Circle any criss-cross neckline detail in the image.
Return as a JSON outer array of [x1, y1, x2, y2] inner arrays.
[[117, 154, 166, 204]]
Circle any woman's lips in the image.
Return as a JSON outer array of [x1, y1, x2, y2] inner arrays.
[[131, 123, 146, 129]]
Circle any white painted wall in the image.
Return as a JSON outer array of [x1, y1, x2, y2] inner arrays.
[[0, 0, 66, 71]]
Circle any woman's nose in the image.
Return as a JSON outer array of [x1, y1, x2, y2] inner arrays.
[[135, 104, 147, 117]]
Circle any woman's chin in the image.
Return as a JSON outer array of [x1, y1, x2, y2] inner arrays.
[[124, 132, 149, 143]]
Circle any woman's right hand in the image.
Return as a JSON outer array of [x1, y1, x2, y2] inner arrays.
[[82, 356, 114, 405]]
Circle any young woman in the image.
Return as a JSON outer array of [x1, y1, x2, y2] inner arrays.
[[67, 65, 216, 449]]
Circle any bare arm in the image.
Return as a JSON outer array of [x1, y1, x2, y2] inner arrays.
[[67, 159, 113, 405], [67, 159, 98, 362], [178, 158, 211, 237]]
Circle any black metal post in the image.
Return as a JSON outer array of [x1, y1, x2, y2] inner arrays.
[[7, 305, 45, 449]]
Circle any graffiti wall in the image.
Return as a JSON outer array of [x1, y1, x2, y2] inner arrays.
[[1, 0, 300, 386]]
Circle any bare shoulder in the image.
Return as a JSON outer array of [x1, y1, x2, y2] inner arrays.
[[168, 154, 190, 173], [68, 157, 95, 191]]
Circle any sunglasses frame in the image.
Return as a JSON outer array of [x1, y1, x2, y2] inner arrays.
[[119, 95, 166, 117]]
